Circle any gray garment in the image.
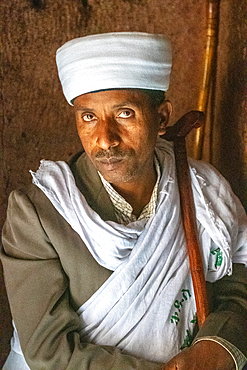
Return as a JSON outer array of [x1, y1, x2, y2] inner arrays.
[[1, 150, 247, 370]]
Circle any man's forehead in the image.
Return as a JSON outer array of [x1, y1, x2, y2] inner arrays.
[[73, 89, 153, 109]]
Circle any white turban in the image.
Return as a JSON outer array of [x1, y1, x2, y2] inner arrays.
[[56, 32, 172, 105]]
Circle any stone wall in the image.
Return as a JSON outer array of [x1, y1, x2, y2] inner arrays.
[[1, 0, 246, 365]]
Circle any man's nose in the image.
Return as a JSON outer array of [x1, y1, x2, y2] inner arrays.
[[96, 119, 120, 150]]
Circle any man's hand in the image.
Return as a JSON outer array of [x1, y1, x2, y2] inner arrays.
[[161, 340, 235, 370]]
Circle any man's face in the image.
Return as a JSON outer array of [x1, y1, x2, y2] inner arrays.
[[74, 89, 168, 187]]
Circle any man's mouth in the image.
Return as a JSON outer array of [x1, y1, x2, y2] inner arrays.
[[98, 157, 124, 164], [94, 149, 133, 171], [96, 157, 124, 170]]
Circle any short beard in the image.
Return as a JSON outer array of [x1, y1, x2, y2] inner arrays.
[[93, 148, 140, 184]]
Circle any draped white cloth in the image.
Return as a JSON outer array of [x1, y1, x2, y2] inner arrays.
[[6, 139, 247, 368]]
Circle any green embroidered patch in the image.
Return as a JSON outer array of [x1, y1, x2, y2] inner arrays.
[[180, 329, 194, 350], [190, 313, 197, 324], [210, 247, 223, 268], [170, 289, 192, 325], [180, 314, 197, 350]]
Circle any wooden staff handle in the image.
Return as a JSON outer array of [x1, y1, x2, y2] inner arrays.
[[163, 111, 210, 327]]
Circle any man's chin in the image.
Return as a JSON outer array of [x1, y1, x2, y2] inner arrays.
[[98, 168, 137, 185]]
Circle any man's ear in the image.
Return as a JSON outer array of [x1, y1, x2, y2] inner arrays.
[[157, 100, 173, 135]]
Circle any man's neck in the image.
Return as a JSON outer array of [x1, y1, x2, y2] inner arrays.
[[110, 166, 157, 218]]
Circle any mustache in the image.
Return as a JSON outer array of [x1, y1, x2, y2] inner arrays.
[[94, 148, 133, 159]]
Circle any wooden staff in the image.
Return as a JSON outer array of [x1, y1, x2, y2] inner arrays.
[[192, 0, 221, 159], [163, 111, 210, 327]]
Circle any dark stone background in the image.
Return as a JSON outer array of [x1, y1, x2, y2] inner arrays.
[[1, 0, 246, 365]]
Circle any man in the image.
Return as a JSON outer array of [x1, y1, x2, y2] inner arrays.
[[1, 32, 247, 370]]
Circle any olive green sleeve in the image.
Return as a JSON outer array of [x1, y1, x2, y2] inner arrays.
[[1, 189, 163, 370], [195, 263, 247, 357]]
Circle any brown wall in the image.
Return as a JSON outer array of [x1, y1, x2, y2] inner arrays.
[[1, 0, 246, 365]]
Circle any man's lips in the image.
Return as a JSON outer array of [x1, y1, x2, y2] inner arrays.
[[95, 157, 125, 170], [94, 149, 133, 170], [97, 157, 124, 164]]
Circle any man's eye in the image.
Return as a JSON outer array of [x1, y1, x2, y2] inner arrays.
[[118, 110, 134, 118], [82, 114, 96, 122]]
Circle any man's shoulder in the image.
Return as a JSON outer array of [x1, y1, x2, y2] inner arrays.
[[7, 183, 57, 215], [188, 158, 246, 224], [188, 158, 233, 196]]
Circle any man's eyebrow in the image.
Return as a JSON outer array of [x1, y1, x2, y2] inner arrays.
[[74, 101, 140, 111], [74, 105, 94, 112], [112, 101, 140, 109]]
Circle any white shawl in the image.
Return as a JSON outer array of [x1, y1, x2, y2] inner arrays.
[[9, 139, 247, 367]]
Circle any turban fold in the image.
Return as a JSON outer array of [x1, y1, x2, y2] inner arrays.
[[56, 32, 172, 105]]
